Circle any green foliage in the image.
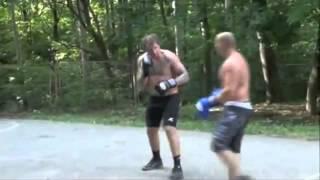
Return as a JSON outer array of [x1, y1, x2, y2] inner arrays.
[[287, 0, 320, 24], [0, 0, 318, 112]]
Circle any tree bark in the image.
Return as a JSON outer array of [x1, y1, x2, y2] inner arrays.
[[306, 23, 320, 115], [66, 0, 114, 78], [143, 0, 148, 26], [158, 0, 174, 50], [104, 0, 115, 35], [50, 0, 59, 40], [8, 0, 23, 65], [8, 0, 25, 110], [254, 0, 283, 103], [199, 0, 213, 94], [48, 0, 61, 107], [172, 0, 185, 59], [122, 0, 135, 103], [109, 0, 116, 33], [78, 0, 89, 107], [224, 0, 232, 29], [256, 32, 283, 103], [159, 0, 168, 26], [21, 0, 31, 47]]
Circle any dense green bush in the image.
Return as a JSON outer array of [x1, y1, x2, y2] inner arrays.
[[0, 0, 317, 113]]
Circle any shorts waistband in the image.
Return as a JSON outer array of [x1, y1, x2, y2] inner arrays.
[[224, 101, 252, 110]]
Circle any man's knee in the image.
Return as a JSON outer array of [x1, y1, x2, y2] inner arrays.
[[147, 127, 159, 136], [164, 126, 179, 140], [163, 125, 176, 134]]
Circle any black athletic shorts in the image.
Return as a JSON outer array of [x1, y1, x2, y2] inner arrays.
[[146, 94, 180, 128], [211, 105, 253, 153]]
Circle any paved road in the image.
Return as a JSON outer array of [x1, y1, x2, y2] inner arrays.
[[0, 119, 319, 180]]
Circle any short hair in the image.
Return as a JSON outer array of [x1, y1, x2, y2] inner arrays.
[[141, 34, 160, 51], [214, 32, 236, 46]]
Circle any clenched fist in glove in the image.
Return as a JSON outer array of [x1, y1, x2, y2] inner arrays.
[[195, 88, 223, 119], [155, 79, 177, 96]]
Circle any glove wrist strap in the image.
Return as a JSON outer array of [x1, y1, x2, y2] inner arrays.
[[167, 79, 177, 88]]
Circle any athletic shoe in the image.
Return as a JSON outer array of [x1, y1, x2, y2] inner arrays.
[[170, 166, 184, 180], [235, 175, 254, 180], [141, 158, 163, 171]]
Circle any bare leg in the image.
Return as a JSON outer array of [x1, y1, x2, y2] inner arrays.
[[164, 126, 180, 156], [147, 127, 160, 152], [142, 127, 163, 171], [216, 150, 241, 180], [164, 126, 184, 180]]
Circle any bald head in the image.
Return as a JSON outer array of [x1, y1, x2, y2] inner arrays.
[[214, 32, 236, 58]]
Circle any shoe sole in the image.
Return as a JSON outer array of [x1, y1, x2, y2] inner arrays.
[[169, 175, 184, 180], [142, 165, 164, 171]]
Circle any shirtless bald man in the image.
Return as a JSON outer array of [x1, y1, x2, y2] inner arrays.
[[196, 32, 253, 180], [137, 34, 189, 180]]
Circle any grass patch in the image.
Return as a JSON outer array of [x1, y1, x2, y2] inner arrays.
[[10, 104, 320, 140], [246, 120, 319, 140]]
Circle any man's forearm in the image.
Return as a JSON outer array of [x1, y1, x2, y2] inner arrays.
[[216, 88, 232, 103], [174, 71, 190, 86]]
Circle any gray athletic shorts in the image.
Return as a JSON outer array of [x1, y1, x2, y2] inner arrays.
[[211, 105, 253, 153]]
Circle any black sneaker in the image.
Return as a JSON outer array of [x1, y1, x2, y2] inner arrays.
[[170, 166, 184, 180], [142, 158, 163, 171], [235, 175, 254, 180]]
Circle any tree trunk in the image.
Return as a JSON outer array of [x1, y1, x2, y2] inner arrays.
[[122, 0, 135, 103], [172, 0, 184, 59], [8, 0, 25, 110], [254, 0, 283, 103], [158, 0, 174, 50], [109, 0, 116, 33], [51, 0, 59, 41], [143, 0, 148, 26], [104, 0, 115, 35], [306, 23, 320, 115], [159, 0, 168, 26], [77, 0, 89, 108], [21, 1, 31, 49], [256, 32, 283, 103], [66, 0, 114, 78], [8, 0, 22, 65], [49, 0, 61, 107], [45, 0, 62, 108], [199, 0, 213, 94], [224, 0, 232, 30]]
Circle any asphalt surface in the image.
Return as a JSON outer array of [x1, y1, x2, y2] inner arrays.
[[0, 119, 319, 180]]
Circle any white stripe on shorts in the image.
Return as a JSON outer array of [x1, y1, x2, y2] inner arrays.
[[224, 101, 253, 110]]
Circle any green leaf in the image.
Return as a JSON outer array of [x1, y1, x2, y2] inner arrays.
[[287, 0, 319, 24]]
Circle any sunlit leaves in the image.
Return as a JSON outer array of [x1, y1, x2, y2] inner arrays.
[[287, 0, 320, 24]]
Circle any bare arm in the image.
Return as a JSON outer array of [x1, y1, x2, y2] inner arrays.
[[165, 50, 190, 86]]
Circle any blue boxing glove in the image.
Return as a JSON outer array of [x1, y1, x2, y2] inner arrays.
[[195, 97, 211, 119], [210, 88, 223, 97], [195, 88, 222, 119]]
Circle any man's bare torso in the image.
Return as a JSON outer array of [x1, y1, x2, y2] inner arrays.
[[219, 51, 250, 102], [144, 50, 179, 96]]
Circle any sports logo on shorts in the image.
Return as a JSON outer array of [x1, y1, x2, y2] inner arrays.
[[168, 117, 174, 122]]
